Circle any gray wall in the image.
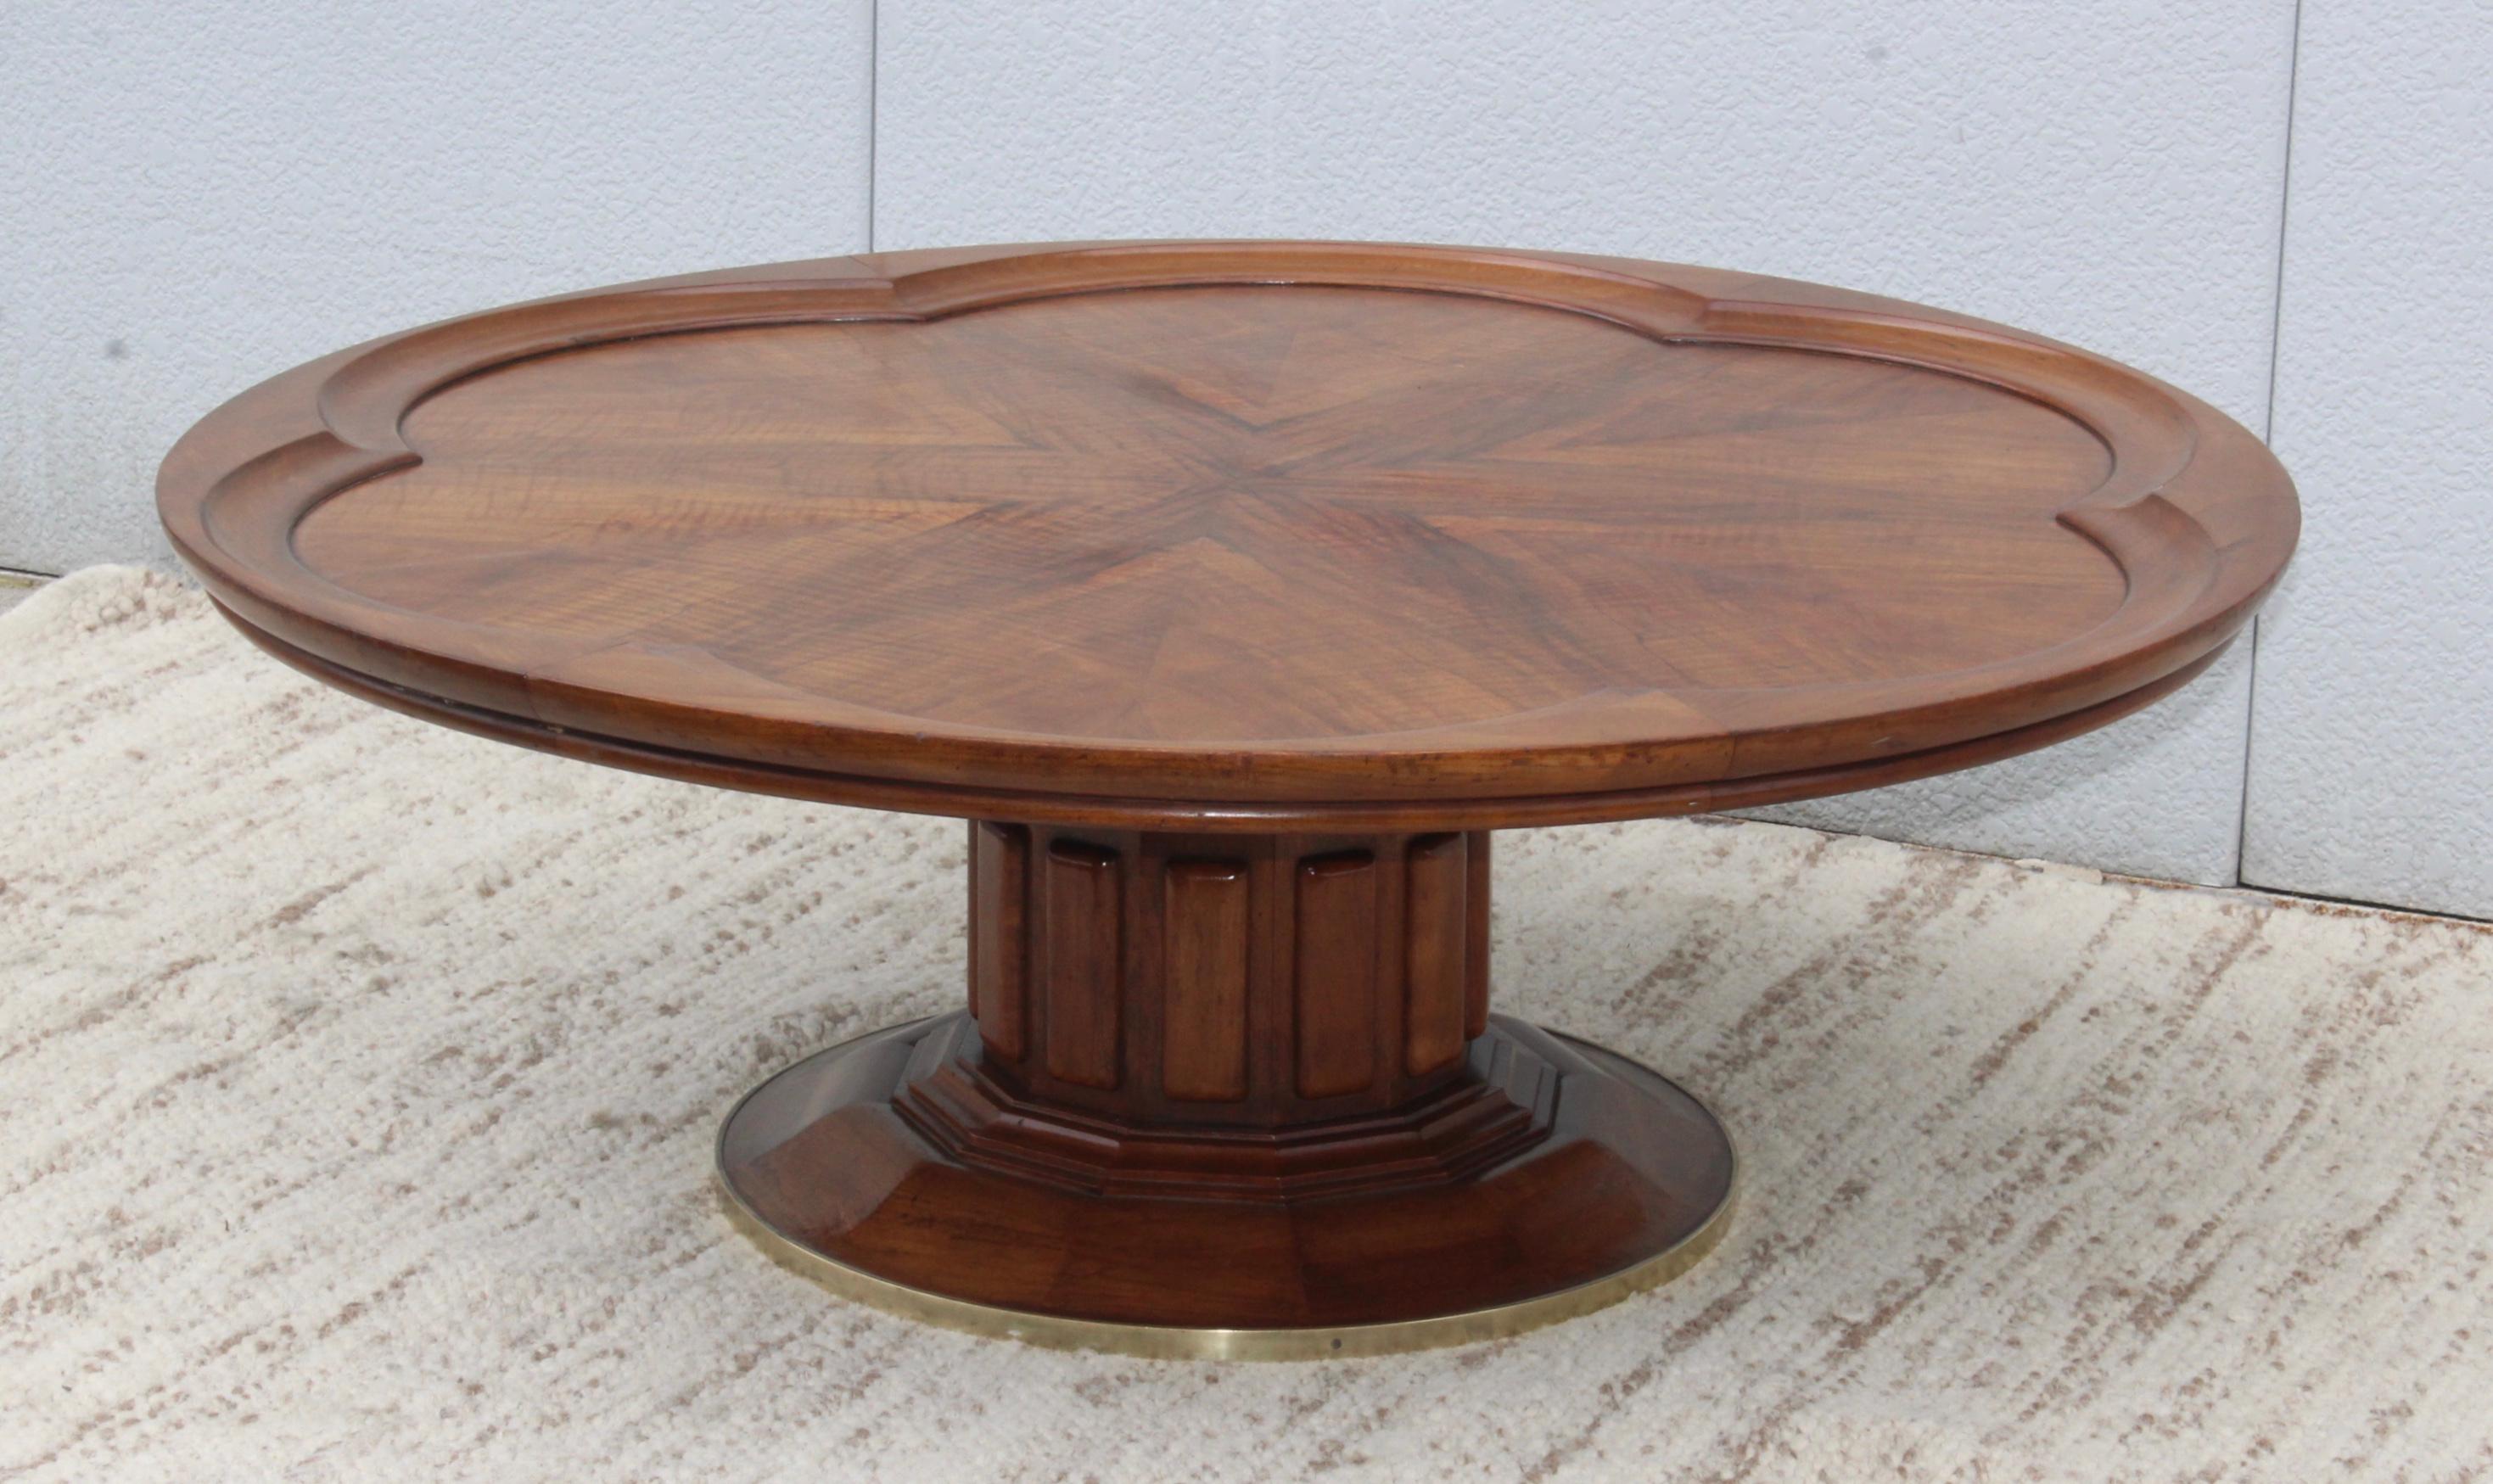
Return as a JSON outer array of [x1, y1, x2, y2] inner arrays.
[[0, 0, 876, 566], [4, 2, 2484, 916], [2244, 2, 2493, 921]]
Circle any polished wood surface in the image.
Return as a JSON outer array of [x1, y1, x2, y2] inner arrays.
[[723, 821, 1731, 1341], [161, 241, 2298, 1352], [963, 825, 1493, 1131], [160, 240, 2298, 832], [721, 1011, 1734, 1333], [785, 823, 1716, 1337]]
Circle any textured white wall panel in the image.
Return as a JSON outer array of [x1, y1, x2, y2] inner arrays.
[[877, 0, 2296, 883], [2243, 4, 2493, 919], [0, 0, 874, 573], [1756, 645, 2257, 883]]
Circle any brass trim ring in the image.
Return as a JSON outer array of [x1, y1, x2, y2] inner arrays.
[[714, 1078, 1738, 1362]]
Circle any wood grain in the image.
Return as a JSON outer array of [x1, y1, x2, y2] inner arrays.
[[1162, 859, 1251, 1102], [157, 239, 2300, 1348], [968, 821, 1028, 1059], [1403, 833, 1469, 1076], [1295, 851, 1382, 1100], [965, 826, 1479, 1130], [1041, 840, 1122, 1089], [159, 240, 2300, 832], [1463, 831, 1492, 1039], [754, 1010, 1725, 1334]]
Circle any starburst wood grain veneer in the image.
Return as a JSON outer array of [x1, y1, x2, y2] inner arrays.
[[160, 241, 2299, 1358]]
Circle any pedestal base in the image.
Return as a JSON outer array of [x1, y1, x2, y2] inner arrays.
[[716, 1011, 1735, 1359]]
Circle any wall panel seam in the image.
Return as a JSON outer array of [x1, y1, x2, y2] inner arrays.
[[865, 0, 880, 252], [2236, 0, 2306, 888]]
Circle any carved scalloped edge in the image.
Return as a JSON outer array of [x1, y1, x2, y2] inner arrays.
[[165, 240, 2296, 813]]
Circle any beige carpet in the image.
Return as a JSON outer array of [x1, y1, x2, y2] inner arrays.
[[3, 567, 2489, 1482]]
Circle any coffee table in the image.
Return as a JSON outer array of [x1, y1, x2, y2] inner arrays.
[[159, 241, 2298, 1359]]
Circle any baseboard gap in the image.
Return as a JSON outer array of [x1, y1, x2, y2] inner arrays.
[[1700, 813, 2493, 931]]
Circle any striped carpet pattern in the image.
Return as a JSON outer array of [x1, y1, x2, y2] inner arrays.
[[3, 567, 2488, 1482]]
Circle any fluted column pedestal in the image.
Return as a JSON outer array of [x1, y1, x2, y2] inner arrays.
[[715, 824, 1736, 1359]]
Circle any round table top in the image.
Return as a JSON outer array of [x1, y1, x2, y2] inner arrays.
[[160, 241, 2298, 832]]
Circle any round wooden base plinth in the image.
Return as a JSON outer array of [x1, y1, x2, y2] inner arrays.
[[715, 1012, 1736, 1360]]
